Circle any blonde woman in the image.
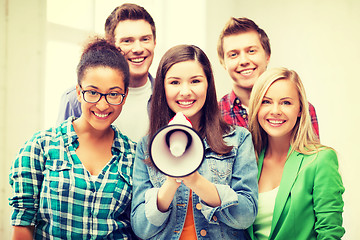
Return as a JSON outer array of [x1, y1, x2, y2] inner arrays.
[[247, 67, 344, 239]]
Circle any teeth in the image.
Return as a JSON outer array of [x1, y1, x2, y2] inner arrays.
[[240, 69, 253, 75], [94, 112, 109, 118], [269, 120, 284, 124], [130, 57, 145, 63], [178, 101, 194, 105]]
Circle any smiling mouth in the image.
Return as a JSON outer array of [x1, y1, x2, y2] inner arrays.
[[239, 68, 255, 76], [129, 57, 145, 63], [267, 119, 286, 125], [177, 100, 195, 106], [94, 112, 110, 118]]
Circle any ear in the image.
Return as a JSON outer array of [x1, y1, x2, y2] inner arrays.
[[266, 54, 271, 64], [75, 84, 82, 102]]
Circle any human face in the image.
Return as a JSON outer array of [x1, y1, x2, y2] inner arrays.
[[257, 79, 301, 141], [164, 60, 208, 128], [223, 31, 270, 91], [77, 66, 127, 131], [114, 20, 156, 86]]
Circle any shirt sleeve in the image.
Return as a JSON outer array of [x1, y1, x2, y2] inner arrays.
[[9, 133, 45, 226], [57, 86, 81, 125], [308, 102, 320, 138], [313, 149, 345, 239], [130, 138, 170, 239], [200, 128, 259, 229]]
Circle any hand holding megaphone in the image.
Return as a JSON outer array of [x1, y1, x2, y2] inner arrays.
[[149, 112, 205, 178]]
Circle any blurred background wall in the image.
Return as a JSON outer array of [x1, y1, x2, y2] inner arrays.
[[1, 0, 359, 238]]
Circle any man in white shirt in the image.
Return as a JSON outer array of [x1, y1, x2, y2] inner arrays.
[[57, 3, 156, 142]]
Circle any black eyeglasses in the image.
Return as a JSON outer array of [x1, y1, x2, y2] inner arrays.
[[80, 86, 126, 105]]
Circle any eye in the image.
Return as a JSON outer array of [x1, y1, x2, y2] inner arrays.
[[191, 79, 201, 84], [142, 37, 150, 42], [282, 101, 292, 105], [248, 49, 256, 54], [169, 80, 180, 85], [121, 38, 132, 44], [261, 99, 271, 104], [88, 90, 99, 96], [108, 92, 120, 97], [229, 52, 238, 58]]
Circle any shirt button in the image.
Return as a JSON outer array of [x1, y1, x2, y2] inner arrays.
[[235, 99, 240, 104], [212, 216, 217, 221], [196, 203, 202, 210], [200, 229, 207, 236], [242, 114, 247, 119]]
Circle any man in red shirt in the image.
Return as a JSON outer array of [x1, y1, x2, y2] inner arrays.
[[217, 17, 319, 137]]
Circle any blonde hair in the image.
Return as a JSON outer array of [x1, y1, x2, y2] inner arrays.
[[248, 67, 324, 158]]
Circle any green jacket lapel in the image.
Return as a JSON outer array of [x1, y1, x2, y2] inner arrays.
[[269, 149, 304, 239]]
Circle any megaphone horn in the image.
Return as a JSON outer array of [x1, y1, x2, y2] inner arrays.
[[166, 129, 192, 157], [149, 112, 205, 178]]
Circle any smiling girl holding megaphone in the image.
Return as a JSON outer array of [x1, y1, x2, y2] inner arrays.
[[131, 45, 258, 240]]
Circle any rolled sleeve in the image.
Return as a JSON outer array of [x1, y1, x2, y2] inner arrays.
[[144, 188, 171, 226], [200, 184, 238, 223], [131, 137, 170, 239], [313, 149, 345, 239], [9, 135, 44, 226], [200, 128, 258, 229]]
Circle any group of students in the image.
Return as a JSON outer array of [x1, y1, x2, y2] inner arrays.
[[9, 3, 345, 240]]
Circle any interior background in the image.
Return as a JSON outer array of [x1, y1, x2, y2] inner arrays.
[[1, 0, 359, 238]]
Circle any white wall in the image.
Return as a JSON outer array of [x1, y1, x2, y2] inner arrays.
[[1, 0, 359, 238], [1, 0, 46, 239]]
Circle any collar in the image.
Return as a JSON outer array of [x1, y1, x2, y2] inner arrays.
[[59, 117, 127, 154], [203, 127, 236, 150], [229, 90, 246, 110], [59, 117, 78, 147]]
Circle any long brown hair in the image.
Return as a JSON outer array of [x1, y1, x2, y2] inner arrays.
[[149, 44, 232, 154]]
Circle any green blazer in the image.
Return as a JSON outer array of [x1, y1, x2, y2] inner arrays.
[[247, 148, 345, 240]]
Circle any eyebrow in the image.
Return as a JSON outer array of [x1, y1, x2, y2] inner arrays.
[[263, 96, 294, 100], [119, 34, 153, 40], [83, 85, 124, 91], [191, 75, 205, 79], [227, 45, 259, 52], [166, 75, 205, 80]]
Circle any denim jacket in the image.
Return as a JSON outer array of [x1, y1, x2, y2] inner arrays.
[[131, 126, 258, 239]]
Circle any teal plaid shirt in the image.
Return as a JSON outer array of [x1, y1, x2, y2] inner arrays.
[[9, 117, 136, 239]]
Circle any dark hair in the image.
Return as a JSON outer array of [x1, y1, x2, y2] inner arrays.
[[217, 17, 271, 65], [105, 3, 156, 44], [149, 44, 232, 154], [77, 37, 130, 91]]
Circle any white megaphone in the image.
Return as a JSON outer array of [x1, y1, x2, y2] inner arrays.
[[149, 112, 205, 178]]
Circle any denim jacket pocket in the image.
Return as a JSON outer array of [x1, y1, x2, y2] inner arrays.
[[205, 150, 236, 184]]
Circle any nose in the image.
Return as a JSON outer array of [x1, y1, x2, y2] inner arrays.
[[179, 83, 191, 96], [270, 103, 281, 115], [131, 40, 144, 54], [96, 95, 109, 111], [239, 53, 250, 67]]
